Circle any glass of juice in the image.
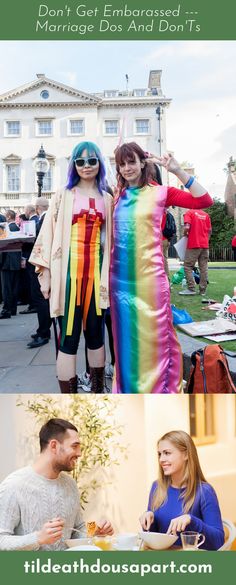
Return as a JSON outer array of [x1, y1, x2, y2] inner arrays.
[[93, 536, 113, 551]]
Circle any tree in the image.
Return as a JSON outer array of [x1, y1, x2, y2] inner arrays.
[[204, 198, 235, 248], [17, 395, 127, 508]]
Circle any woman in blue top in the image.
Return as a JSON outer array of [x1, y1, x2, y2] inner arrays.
[[139, 430, 224, 550]]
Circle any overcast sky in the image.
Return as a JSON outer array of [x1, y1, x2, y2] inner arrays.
[[0, 40, 235, 198]]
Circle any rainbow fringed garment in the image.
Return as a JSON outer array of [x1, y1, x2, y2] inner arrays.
[[60, 197, 104, 345], [110, 184, 183, 393]]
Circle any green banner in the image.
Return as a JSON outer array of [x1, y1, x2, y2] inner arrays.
[[0, 551, 235, 585], [0, 0, 236, 40]]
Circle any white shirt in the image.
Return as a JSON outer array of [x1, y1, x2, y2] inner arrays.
[[0, 466, 85, 550]]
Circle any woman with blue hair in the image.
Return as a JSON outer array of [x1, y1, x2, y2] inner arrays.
[[30, 142, 113, 393]]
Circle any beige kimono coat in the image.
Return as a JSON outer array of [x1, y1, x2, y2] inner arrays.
[[30, 188, 113, 318]]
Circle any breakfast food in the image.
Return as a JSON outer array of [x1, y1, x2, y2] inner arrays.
[[87, 521, 97, 537]]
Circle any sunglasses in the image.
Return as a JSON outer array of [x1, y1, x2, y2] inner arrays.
[[75, 157, 99, 167]]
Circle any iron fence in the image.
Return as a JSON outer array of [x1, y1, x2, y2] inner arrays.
[[169, 244, 234, 261]]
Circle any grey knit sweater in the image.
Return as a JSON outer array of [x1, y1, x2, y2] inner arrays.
[[0, 466, 86, 550]]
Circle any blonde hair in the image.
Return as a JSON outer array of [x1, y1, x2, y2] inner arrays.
[[151, 430, 207, 514]]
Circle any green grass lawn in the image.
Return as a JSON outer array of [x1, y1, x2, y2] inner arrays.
[[208, 262, 236, 267], [170, 269, 236, 351]]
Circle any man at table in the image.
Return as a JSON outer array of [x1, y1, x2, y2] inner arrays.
[[0, 418, 114, 550]]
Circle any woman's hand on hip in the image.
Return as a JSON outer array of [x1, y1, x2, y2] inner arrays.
[[139, 511, 154, 531], [38, 268, 51, 299], [167, 514, 191, 535]]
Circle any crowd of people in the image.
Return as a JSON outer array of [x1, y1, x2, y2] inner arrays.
[[0, 140, 214, 393], [0, 200, 52, 348]]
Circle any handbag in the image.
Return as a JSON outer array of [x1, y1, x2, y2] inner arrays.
[[186, 344, 236, 393]]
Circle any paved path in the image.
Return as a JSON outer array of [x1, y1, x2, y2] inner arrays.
[[1, 297, 235, 393], [0, 306, 112, 393]]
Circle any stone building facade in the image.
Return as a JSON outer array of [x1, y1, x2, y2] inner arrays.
[[0, 70, 171, 212]]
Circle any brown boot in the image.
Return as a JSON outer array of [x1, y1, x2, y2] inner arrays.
[[89, 367, 104, 394], [58, 375, 78, 394]]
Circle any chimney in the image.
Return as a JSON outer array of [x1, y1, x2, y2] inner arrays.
[[148, 70, 162, 90], [36, 74, 45, 79]]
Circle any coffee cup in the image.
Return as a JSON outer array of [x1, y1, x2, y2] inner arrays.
[[181, 531, 205, 550], [115, 533, 138, 550]]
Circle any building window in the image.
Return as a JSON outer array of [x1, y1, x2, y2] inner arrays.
[[42, 165, 53, 192], [6, 164, 20, 192], [104, 120, 119, 135], [189, 396, 216, 445], [5, 121, 20, 136], [40, 90, 49, 100], [104, 90, 118, 97], [135, 119, 150, 134], [36, 120, 52, 136], [133, 89, 146, 97], [69, 119, 84, 135]]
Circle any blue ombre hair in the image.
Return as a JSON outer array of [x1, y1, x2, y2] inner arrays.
[[66, 141, 107, 194]]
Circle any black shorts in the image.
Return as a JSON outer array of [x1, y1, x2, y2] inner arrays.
[[58, 289, 105, 355]]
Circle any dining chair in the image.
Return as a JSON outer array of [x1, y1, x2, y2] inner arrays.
[[218, 519, 236, 551]]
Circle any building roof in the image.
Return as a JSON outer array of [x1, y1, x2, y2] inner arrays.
[[0, 74, 101, 106], [0, 73, 171, 109]]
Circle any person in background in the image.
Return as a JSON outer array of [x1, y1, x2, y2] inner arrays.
[[19, 204, 39, 314], [161, 209, 176, 280], [0, 211, 6, 305], [179, 209, 212, 296], [231, 235, 236, 261], [17, 213, 30, 306], [139, 430, 224, 550], [0, 210, 21, 319], [0, 418, 114, 551], [161, 210, 170, 278], [27, 197, 52, 349]]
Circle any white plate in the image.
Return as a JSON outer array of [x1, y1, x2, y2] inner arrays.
[[139, 531, 178, 550], [65, 538, 92, 548], [66, 544, 102, 551]]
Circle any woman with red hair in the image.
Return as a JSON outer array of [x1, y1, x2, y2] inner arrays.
[[110, 142, 213, 393]]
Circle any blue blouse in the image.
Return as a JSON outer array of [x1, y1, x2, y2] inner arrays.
[[148, 481, 224, 550]]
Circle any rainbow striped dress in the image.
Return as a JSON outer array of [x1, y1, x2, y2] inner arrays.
[[60, 193, 105, 345], [110, 183, 183, 393]]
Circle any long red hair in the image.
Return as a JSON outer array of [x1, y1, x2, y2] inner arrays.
[[115, 142, 156, 193]]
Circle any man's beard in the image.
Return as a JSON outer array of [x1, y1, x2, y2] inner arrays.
[[52, 460, 74, 473]]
